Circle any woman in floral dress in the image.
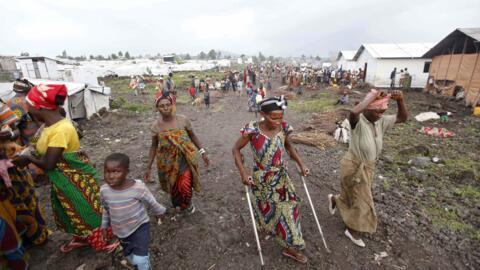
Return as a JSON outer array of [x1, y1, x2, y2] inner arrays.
[[232, 96, 310, 264]]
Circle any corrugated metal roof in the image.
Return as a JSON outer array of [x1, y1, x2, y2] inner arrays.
[[458, 27, 480, 41], [354, 43, 435, 60], [422, 28, 480, 58], [16, 56, 58, 62], [337, 50, 357, 61]]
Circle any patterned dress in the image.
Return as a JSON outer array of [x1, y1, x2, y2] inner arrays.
[[241, 121, 305, 250], [151, 116, 200, 210], [0, 200, 28, 270], [0, 102, 47, 247], [6, 94, 41, 146]]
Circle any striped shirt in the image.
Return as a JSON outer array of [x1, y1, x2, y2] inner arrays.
[[100, 180, 166, 238], [0, 102, 18, 127]]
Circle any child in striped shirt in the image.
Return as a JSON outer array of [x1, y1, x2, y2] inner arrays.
[[100, 153, 167, 270]]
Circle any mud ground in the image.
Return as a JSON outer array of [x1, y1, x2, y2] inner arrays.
[[28, 76, 479, 270]]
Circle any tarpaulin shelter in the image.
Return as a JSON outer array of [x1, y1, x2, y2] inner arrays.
[[423, 28, 480, 106], [0, 79, 110, 120]]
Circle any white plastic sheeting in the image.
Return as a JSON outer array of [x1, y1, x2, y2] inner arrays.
[[0, 79, 110, 119], [415, 112, 440, 122], [74, 59, 229, 77]]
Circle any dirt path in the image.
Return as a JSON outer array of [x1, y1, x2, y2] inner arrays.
[[28, 81, 478, 269]]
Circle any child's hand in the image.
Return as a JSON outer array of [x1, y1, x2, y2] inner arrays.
[[101, 229, 108, 243], [143, 169, 152, 183], [11, 155, 30, 168], [156, 215, 163, 226]]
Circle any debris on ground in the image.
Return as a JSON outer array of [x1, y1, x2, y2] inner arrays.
[[290, 131, 336, 150], [419, 126, 456, 137], [373, 251, 388, 264], [415, 112, 440, 122]]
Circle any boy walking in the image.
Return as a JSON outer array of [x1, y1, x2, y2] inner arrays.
[[101, 153, 167, 270]]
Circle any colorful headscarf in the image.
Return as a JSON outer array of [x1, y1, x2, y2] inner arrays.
[[26, 84, 68, 110], [365, 89, 391, 110], [155, 91, 174, 105]]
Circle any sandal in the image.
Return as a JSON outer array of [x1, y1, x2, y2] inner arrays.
[[60, 238, 89, 253], [282, 249, 308, 264]]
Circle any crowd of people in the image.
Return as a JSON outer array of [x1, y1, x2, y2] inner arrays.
[[0, 63, 410, 269], [282, 66, 366, 92]]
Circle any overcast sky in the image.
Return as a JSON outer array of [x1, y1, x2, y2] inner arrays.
[[0, 0, 477, 58]]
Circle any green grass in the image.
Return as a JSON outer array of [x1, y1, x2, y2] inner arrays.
[[453, 185, 480, 200], [101, 70, 224, 95], [171, 70, 224, 90], [102, 77, 158, 94], [289, 93, 335, 112], [110, 97, 151, 112], [175, 92, 192, 105], [443, 157, 479, 176], [427, 206, 480, 241]]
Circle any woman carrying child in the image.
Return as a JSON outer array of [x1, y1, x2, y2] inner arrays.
[[144, 92, 209, 213], [14, 84, 117, 253], [232, 96, 310, 264], [0, 100, 47, 245]]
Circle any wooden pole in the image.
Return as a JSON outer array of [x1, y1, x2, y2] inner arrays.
[[443, 40, 457, 88], [453, 37, 469, 85], [465, 50, 480, 106]]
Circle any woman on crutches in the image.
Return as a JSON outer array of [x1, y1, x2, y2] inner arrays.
[[232, 96, 309, 264]]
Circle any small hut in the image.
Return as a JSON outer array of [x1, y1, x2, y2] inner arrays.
[[423, 28, 480, 106]]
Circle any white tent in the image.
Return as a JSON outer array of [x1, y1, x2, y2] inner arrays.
[[0, 79, 110, 120], [352, 43, 435, 88]]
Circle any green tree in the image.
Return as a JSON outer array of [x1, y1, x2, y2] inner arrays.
[[208, 49, 217, 60], [268, 56, 274, 62], [118, 51, 123, 57], [125, 51, 131, 59], [62, 50, 67, 58], [185, 54, 191, 60], [217, 51, 222, 59], [111, 53, 118, 60], [199, 51, 207, 60], [315, 55, 321, 61], [89, 55, 94, 60], [20, 52, 30, 56]]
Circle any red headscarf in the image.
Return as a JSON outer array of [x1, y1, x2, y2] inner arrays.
[[155, 91, 175, 105], [365, 89, 391, 110], [26, 84, 67, 110]]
